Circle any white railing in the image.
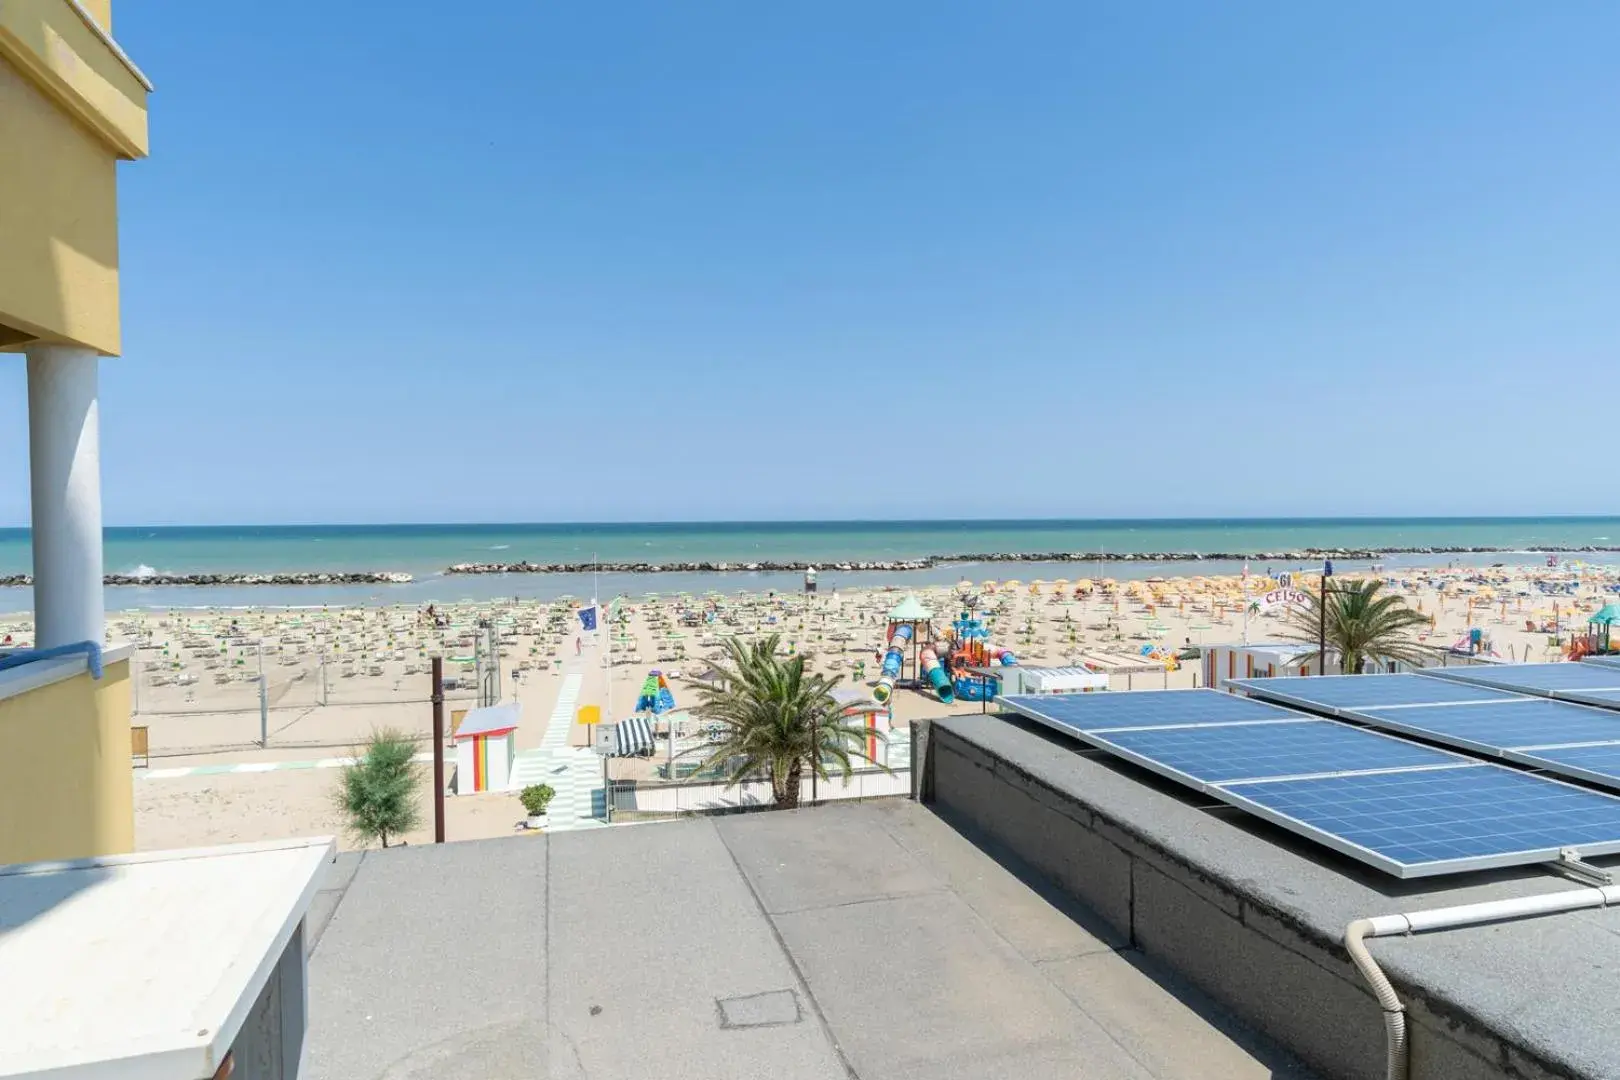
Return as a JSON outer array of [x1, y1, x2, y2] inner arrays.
[[611, 767, 909, 815]]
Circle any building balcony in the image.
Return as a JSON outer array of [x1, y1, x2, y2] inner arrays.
[[0, 643, 135, 863]]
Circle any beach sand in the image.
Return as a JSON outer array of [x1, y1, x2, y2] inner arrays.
[[6, 562, 1607, 852]]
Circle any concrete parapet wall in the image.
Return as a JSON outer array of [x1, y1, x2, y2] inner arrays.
[[916, 715, 1600, 1080]]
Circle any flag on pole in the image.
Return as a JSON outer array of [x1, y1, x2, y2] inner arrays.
[[578, 605, 598, 632]]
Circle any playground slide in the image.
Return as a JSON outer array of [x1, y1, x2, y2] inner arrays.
[[987, 646, 1017, 665], [872, 623, 914, 704], [920, 647, 955, 703]]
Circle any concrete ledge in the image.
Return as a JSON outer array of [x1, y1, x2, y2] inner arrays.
[[919, 714, 1620, 1080], [0, 641, 132, 702]]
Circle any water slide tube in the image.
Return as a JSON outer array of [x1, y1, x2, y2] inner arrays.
[[987, 646, 1017, 666], [920, 647, 955, 703], [872, 623, 914, 704]]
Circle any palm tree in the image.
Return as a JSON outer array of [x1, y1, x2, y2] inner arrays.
[[1282, 578, 1434, 674], [334, 727, 423, 847], [689, 634, 883, 809]]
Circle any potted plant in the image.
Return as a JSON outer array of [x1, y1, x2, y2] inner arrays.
[[520, 783, 555, 828]]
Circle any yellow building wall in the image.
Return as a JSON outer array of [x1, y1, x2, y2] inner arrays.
[[0, 0, 145, 354], [80, 0, 111, 32], [0, 660, 134, 864]]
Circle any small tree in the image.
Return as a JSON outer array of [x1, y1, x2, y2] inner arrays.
[[335, 728, 423, 848]]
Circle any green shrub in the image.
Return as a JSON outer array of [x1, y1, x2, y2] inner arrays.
[[334, 728, 422, 848], [520, 783, 556, 816]]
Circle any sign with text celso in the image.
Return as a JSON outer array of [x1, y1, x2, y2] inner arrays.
[[1261, 587, 1312, 611]]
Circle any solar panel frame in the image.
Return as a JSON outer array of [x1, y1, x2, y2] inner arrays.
[[1232, 674, 1521, 712], [1353, 700, 1620, 756], [1511, 744, 1620, 791], [995, 688, 1300, 733], [1219, 767, 1620, 878], [1418, 663, 1620, 696], [1080, 719, 1466, 786]]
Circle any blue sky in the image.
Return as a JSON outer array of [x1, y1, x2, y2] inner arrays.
[[3, 1, 1618, 525]]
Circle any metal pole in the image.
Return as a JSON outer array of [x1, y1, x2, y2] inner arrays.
[[603, 752, 612, 824], [810, 715, 818, 803], [431, 656, 445, 843], [1318, 564, 1329, 675], [258, 641, 268, 747]]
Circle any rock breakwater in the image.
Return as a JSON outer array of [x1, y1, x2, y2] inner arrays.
[[444, 545, 1620, 575], [0, 571, 413, 587]]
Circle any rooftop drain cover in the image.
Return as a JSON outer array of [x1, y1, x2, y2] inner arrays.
[[717, 989, 803, 1029]]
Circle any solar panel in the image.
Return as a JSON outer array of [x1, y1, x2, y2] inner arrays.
[[1356, 700, 1620, 753], [996, 688, 1295, 733], [1420, 663, 1620, 695], [1093, 720, 1465, 784], [1221, 767, 1620, 877], [1516, 744, 1620, 789], [1233, 673, 1518, 710], [999, 687, 1620, 877], [1583, 657, 1620, 672]]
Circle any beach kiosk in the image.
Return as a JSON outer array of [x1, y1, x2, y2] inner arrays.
[[453, 702, 519, 794]]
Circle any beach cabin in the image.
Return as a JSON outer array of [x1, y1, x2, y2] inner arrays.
[[1203, 643, 1322, 689], [453, 702, 519, 794], [998, 666, 1111, 695]]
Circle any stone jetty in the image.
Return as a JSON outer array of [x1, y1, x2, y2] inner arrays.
[[443, 545, 1620, 576], [0, 571, 413, 587]]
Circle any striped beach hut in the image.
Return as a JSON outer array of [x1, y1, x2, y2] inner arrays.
[[453, 702, 519, 793]]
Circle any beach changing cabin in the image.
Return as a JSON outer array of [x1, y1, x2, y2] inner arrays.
[[1202, 643, 1321, 689], [453, 702, 519, 794]]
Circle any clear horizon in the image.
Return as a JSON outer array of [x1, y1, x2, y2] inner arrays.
[[5, 3, 1618, 524], [5, 513, 1620, 533]]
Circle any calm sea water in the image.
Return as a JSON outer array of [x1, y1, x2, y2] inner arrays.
[[0, 518, 1616, 613]]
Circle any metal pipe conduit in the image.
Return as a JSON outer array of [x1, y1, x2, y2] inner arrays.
[[1345, 883, 1620, 1080]]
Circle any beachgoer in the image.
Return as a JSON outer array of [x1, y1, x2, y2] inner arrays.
[[575, 636, 581, 655]]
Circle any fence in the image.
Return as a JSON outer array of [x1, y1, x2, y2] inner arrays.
[[126, 635, 554, 757], [608, 766, 910, 816]]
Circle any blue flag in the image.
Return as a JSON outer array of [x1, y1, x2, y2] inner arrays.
[[578, 606, 598, 632]]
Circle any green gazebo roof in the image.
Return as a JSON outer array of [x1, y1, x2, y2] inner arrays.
[[1590, 603, 1620, 625], [887, 595, 933, 622]]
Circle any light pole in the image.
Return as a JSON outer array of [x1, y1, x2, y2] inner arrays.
[[1318, 559, 1333, 675]]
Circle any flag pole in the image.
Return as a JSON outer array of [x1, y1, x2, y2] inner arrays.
[[1241, 561, 1250, 646], [595, 551, 615, 823]]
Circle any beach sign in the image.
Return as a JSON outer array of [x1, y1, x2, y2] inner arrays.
[[1259, 587, 1312, 612]]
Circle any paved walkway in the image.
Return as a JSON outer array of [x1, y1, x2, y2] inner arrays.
[[506, 664, 604, 831]]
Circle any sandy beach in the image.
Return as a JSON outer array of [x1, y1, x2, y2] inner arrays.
[[5, 561, 1613, 853]]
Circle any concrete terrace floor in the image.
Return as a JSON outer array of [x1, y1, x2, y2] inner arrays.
[[302, 800, 1315, 1080]]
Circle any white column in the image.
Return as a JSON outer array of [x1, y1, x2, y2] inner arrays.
[[26, 344, 105, 647]]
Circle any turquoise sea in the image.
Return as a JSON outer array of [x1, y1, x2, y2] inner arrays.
[[1, 518, 1618, 613]]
